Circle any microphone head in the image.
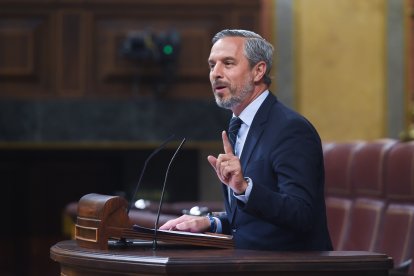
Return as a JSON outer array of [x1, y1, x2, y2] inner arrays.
[[127, 134, 176, 214]]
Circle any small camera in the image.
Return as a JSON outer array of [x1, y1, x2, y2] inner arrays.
[[119, 29, 181, 97], [120, 30, 180, 64]]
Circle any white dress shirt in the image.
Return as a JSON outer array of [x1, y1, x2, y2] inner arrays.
[[232, 90, 269, 203]]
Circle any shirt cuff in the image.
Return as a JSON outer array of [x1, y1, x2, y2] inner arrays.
[[234, 177, 253, 204], [214, 217, 222, 233]]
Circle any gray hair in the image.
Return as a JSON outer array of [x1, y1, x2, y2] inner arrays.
[[212, 29, 274, 86]]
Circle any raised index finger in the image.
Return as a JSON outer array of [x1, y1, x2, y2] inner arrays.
[[222, 130, 233, 154]]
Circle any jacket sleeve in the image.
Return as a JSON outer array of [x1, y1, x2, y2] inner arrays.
[[239, 117, 324, 234], [217, 212, 231, 235]]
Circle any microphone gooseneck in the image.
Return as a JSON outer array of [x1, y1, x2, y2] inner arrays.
[[153, 137, 186, 250], [127, 134, 175, 215]]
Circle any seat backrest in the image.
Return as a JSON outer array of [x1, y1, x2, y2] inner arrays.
[[324, 142, 364, 197], [384, 141, 414, 202], [325, 196, 353, 250], [350, 140, 397, 198], [382, 141, 414, 272], [341, 198, 386, 251], [376, 204, 414, 268]]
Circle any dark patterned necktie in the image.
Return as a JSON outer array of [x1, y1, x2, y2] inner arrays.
[[227, 116, 242, 204], [228, 117, 242, 154]]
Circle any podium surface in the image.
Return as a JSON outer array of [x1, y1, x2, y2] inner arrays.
[[50, 240, 392, 275]]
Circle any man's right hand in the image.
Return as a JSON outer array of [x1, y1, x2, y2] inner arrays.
[[207, 130, 247, 195], [158, 214, 210, 233]]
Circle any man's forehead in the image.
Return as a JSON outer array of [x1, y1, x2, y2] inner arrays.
[[213, 36, 245, 49], [209, 37, 245, 59]]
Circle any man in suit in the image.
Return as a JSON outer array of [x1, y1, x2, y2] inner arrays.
[[160, 29, 332, 251]]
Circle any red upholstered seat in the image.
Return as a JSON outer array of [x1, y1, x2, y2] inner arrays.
[[341, 198, 386, 251], [324, 139, 414, 272], [350, 140, 397, 198], [384, 141, 414, 202], [325, 196, 353, 250], [324, 142, 364, 197], [376, 204, 414, 269]]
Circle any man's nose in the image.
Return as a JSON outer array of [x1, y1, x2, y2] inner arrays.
[[210, 64, 223, 79]]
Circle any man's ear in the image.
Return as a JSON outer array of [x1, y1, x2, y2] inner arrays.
[[253, 61, 267, 83]]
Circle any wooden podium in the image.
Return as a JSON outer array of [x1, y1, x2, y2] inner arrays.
[[51, 240, 393, 275], [74, 193, 233, 249], [53, 193, 393, 275]]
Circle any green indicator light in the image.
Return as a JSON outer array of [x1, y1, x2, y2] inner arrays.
[[163, 45, 173, 55]]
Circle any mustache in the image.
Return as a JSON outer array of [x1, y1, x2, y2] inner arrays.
[[212, 80, 229, 88]]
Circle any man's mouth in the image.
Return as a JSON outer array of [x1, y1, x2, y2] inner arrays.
[[213, 83, 228, 93], [215, 86, 226, 92]]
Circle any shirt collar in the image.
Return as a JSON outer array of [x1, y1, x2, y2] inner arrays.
[[234, 90, 269, 127]]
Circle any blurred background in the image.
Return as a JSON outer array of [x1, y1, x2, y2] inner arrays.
[[0, 0, 412, 275]]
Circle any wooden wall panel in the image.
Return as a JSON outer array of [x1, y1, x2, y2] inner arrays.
[[0, 27, 34, 75], [89, 8, 259, 99], [0, 0, 262, 100], [56, 10, 86, 97], [93, 14, 225, 98], [0, 13, 54, 97]]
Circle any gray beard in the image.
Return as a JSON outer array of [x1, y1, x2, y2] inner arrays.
[[214, 81, 254, 110], [215, 95, 239, 109]]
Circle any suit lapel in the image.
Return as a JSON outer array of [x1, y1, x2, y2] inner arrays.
[[240, 93, 276, 171], [228, 93, 277, 222]]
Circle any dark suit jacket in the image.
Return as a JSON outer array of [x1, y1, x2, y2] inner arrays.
[[219, 92, 332, 251]]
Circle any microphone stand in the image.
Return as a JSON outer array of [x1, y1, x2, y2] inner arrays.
[[114, 134, 175, 248], [153, 137, 186, 250], [127, 134, 175, 215]]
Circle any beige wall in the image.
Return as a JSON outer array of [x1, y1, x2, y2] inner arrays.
[[294, 0, 387, 141]]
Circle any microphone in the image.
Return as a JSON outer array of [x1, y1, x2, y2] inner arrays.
[[127, 134, 175, 215], [153, 137, 186, 250]]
